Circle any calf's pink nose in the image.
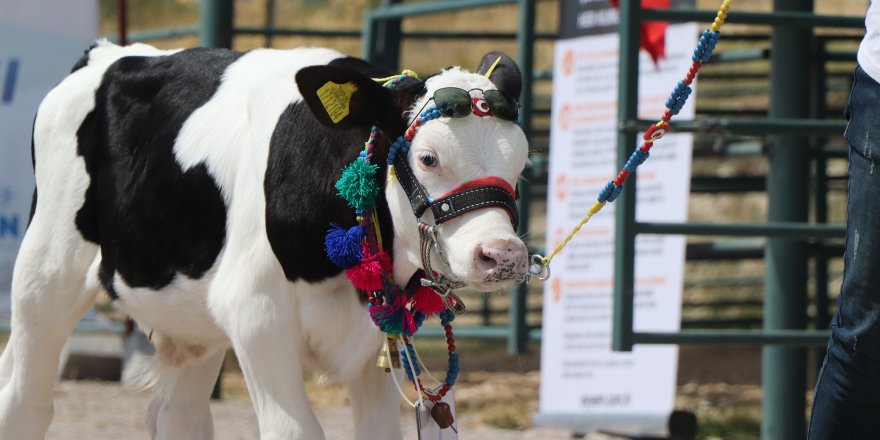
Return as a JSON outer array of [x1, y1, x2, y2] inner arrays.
[[475, 239, 528, 277]]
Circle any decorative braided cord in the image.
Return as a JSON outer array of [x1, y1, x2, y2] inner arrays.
[[542, 0, 731, 268], [353, 69, 421, 287], [371, 209, 384, 252], [373, 69, 419, 88]]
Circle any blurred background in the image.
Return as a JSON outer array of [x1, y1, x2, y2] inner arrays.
[[0, 0, 872, 439]]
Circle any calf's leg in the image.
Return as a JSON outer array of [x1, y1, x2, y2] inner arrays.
[[211, 275, 324, 440], [146, 347, 227, 440], [0, 219, 99, 439], [347, 362, 405, 440]]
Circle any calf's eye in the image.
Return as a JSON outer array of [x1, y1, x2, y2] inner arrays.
[[418, 151, 438, 168]]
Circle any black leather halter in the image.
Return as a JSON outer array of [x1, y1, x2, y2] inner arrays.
[[391, 146, 520, 314], [392, 153, 519, 228]]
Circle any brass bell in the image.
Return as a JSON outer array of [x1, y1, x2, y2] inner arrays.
[[376, 335, 401, 371]]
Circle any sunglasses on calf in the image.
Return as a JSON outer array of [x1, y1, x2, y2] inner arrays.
[[429, 87, 520, 122]]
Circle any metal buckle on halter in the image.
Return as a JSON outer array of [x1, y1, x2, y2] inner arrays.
[[425, 224, 453, 272], [418, 222, 467, 315]]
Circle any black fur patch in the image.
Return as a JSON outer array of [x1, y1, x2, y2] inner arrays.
[[327, 56, 391, 80], [28, 118, 37, 226], [69, 41, 100, 73], [265, 57, 401, 283], [264, 103, 396, 283], [74, 48, 243, 296]]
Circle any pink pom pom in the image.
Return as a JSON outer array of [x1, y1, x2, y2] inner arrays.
[[410, 285, 446, 314], [346, 248, 392, 291]]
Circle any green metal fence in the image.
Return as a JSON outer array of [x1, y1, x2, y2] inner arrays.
[[613, 3, 861, 438]]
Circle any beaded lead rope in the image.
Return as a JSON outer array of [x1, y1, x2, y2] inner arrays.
[[539, 0, 731, 270], [400, 309, 460, 401]]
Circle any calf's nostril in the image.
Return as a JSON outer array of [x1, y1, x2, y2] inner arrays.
[[476, 246, 499, 270], [474, 240, 529, 278]]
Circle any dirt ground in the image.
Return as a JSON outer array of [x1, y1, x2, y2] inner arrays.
[[46, 378, 579, 440], [40, 344, 771, 440]]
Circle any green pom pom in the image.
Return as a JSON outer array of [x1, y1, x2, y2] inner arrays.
[[336, 159, 380, 210]]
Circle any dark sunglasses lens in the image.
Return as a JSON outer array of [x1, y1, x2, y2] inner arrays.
[[434, 88, 472, 118], [483, 90, 519, 121]]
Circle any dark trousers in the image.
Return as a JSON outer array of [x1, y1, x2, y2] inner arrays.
[[809, 66, 880, 439]]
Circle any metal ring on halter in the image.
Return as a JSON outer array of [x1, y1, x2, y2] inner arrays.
[[528, 254, 551, 281]]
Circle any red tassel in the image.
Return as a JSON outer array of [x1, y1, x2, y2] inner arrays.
[[346, 247, 392, 291], [400, 307, 417, 335], [410, 285, 447, 314]]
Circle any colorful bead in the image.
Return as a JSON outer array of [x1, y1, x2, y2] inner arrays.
[[400, 343, 421, 381], [692, 29, 720, 62], [387, 136, 412, 165], [643, 122, 670, 141], [598, 181, 622, 203], [591, 27, 721, 205], [403, 310, 460, 400], [614, 170, 631, 186]]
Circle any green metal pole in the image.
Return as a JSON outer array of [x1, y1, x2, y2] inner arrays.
[[264, 0, 276, 48], [200, 0, 234, 48], [366, 0, 402, 72], [611, 0, 640, 353], [362, 11, 377, 62], [762, 0, 813, 437], [507, 0, 535, 356], [812, 37, 831, 375], [481, 295, 491, 326]]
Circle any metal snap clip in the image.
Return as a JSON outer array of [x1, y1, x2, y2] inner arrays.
[[527, 254, 551, 281]]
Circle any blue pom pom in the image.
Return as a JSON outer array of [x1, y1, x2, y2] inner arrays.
[[325, 224, 364, 269]]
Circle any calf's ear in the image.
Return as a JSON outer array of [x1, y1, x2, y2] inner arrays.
[[295, 65, 423, 138], [475, 51, 522, 101]]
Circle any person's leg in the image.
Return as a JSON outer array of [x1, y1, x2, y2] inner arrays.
[[809, 66, 880, 438]]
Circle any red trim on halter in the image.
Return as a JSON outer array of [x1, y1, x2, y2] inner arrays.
[[438, 176, 516, 200]]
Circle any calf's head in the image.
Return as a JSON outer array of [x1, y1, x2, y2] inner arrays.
[[296, 52, 529, 292]]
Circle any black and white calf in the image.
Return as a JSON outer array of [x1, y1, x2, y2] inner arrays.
[[0, 41, 529, 439]]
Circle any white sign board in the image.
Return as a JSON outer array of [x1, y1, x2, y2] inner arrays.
[[536, 23, 697, 436], [0, 0, 98, 318]]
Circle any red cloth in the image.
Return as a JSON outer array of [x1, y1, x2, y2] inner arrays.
[[609, 0, 670, 64]]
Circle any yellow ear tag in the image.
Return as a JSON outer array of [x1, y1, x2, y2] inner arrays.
[[317, 81, 359, 124]]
